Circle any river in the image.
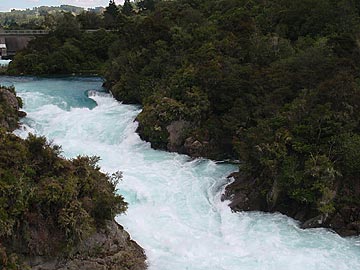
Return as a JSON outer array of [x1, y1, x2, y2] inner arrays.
[[1, 76, 360, 270]]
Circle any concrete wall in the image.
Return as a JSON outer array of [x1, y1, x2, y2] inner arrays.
[[4, 36, 34, 57], [0, 37, 6, 58]]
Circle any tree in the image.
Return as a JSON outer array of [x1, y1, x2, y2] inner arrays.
[[104, 0, 119, 29], [77, 11, 103, 29], [137, 0, 156, 12], [122, 0, 134, 16], [54, 12, 81, 40]]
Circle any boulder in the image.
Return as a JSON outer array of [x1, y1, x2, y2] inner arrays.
[[26, 221, 147, 270], [223, 172, 266, 212], [301, 214, 329, 229], [0, 88, 19, 110], [166, 120, 191, 152]]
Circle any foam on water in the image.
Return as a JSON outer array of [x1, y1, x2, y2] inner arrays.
[[0, 59, 11, 66], [4, 76, 360, 270]]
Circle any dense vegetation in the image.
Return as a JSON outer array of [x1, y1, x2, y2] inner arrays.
[[7, 29, 117, 75], [103, 0, 360, 235], [0, 87, 127, 268], [7, 0, 360, 235], [0, 5, 101, 30], [6, 10, 119, 75]]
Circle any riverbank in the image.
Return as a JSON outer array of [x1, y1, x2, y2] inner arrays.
[[125, 98, 360, 237], [223, 172, 360, 237], [0, 85, 147, 270]]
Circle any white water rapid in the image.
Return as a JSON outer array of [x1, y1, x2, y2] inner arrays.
[[0, 59, 11, 66], [2, 76, 360, 270]]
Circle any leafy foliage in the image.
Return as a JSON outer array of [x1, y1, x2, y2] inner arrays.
[[0, 89, 127, 268], [102, 0, 360, 218], [0, 132, 127, 253]]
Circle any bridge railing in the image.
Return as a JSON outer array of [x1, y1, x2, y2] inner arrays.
[[0, 30, 49, 36], [0, 29, 117, 36]]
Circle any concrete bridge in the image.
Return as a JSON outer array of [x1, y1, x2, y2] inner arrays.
[[0, 29, 49, 59], [0, 29, 113, 59]]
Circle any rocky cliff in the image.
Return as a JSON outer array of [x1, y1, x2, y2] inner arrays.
[[0, 85, 26, 131], [27, 221, 146, 270]]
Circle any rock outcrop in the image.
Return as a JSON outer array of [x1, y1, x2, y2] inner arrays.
[[0, 86, 26, 131], [223, 172, 360, 237], [166, 120, 191, 152], [137, 117, 230, 160], [27, 221, 146, 270]]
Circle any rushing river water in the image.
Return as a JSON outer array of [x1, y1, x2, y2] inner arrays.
[[0, 60, 11, 66], [1, 76, 360, 270]]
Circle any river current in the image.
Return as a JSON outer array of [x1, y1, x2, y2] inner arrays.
[[1, 76, 360, 270], [0, 60, 11, 66]]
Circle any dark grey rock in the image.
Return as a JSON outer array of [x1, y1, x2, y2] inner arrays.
[[166, 120, 191, 152], [26, 221, 147, 270]]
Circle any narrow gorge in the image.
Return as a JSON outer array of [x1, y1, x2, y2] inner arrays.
[[1, 76, 359, 270]]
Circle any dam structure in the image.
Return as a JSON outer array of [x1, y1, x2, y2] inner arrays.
[[0, 28, 49, 59]]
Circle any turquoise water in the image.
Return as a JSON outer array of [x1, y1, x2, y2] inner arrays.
[[0, 76, 98, 110], [2, 76, 360, 270]]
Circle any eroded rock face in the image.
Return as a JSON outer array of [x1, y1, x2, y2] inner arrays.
[[166, 120, 191, 153], [183, 136, 228, 160], [0, 87, 26, 131], [27, 221, 147, 270], [184, 137, 207, 157], [222, 172, 266, 212], [0, 88, 19, 110]]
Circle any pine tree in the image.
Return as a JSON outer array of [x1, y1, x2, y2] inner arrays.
[[104, 0, 119, 29], [137, 0, 156, 12], [122, 0, 133, 16]]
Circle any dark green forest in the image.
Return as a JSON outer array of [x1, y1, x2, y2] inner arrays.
[[7, 0, 360, 235]]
